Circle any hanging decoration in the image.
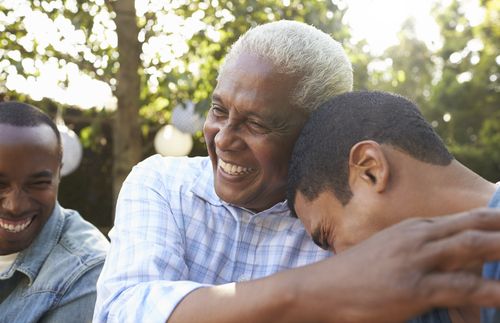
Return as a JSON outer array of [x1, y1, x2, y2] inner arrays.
[[55, 108, 83, 177], [171, 101, 205, 134], [154, 101, 202, 157], [154, 124, 193, 157]]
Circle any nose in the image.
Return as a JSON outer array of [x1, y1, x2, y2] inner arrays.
[[214, 121, 246, 151], [1, 188, 30, 216]]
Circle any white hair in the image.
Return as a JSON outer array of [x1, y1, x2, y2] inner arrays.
[[218, 20, 353, 112]]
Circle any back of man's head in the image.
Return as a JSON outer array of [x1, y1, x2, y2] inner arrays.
[[219, 20, 353, 113], [0, 101, 61, 152], [287, 91, 453, 213]]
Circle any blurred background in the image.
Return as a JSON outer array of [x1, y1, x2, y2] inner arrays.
[[0, 0, 498, 232]]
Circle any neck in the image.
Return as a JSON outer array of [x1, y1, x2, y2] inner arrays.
[[407, 159, 496, 217]]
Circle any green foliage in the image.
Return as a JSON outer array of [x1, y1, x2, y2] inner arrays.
[[1, 0, 498, 224], [368, 18, 435, 112], [138, 0, 352, 148], [479, 111, 500, 164], [428, 0, 500, 181], [0, 0, 354, 226], [362, 0, 499, 181]]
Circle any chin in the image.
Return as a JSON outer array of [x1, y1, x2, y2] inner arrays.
[[215, 184, 241, 204]]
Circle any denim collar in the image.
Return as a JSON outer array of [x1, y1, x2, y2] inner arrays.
[[190, 157, 290, 216], [0, 204, 63, 285]]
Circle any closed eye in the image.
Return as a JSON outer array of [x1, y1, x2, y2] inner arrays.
[[247, 120, 269, 133], [29, 181, 52, 189], [210, 104, 228, 117]]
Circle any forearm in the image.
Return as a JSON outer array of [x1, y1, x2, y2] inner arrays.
[[169, 249, 446, 323], [169, 258, 379, 323], [169, 266, 324, 323]]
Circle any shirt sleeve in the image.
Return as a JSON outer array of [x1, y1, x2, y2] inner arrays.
[[481, 261, 500, 323], [406, 308, 451, 323], [93, 158, 209, 323]]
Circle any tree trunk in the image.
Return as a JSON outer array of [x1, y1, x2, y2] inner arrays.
[[112, 0, 142, 211]]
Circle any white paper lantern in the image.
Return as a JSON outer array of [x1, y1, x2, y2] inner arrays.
[[58, 124, 83, 176], [154, 124, 193, 156]]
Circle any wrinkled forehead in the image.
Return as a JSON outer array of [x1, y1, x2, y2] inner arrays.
[[215, 54, 306, 122]]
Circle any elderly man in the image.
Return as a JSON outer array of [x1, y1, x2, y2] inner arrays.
[[0, 101, 109, 322], [288, 91, 500, 322], [95, 21, 500, 323]]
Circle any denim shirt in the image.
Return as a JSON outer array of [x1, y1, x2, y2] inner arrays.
[[482, 184, 500, 323], [0, 204, 109, 323]]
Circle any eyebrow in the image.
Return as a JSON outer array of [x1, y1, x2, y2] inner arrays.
[[211, 94, 269, 120], [211, 94, 224, 104], [0, 171, 53, 178], [0, 170, 52, 178], [0, 171, 54, 182], [30, 170, 53, 178]]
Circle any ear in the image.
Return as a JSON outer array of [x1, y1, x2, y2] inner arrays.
[[348, 141, 389, 193]]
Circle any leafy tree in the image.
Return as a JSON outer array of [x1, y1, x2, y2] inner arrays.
[[429, 0, 499, 181], [366, 18, 435, 113], [0, 0, 355, 226]]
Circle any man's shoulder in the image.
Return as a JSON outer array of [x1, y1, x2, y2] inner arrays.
[[26, 207, 107, 297], [56, 207, 109, 266], [38, 207, 108, 280], [128, 155, 212, 192], [136, 154, 210, 177]]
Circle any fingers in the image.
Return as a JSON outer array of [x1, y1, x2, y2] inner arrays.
[[422, 230, 500, 271], [418, 208, 500, 241], [418, 271, 500, 308]]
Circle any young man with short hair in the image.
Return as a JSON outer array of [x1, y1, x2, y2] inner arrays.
[[0, 101, 109, 322], [288, 91, 500, 322]]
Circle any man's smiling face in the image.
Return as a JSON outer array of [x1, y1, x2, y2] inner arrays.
[[203, 53, 308, 212], [0, 124, 60, 255]]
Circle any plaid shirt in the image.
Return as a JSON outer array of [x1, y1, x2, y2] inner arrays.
[[94, 155, 331, 323]]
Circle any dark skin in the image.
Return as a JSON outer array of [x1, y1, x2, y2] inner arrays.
[[203, 52, 307, 212], [170, 208, 500, 323], [299, 209, 500, 323], [169, 57, 500, 322], [0, 124, 61, 255], [294, 142, 497, 322]]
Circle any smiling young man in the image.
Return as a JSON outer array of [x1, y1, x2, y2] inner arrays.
[[95, 21, 500, 323], [0, 101, 109, 322], [288, 91, 500, 322]]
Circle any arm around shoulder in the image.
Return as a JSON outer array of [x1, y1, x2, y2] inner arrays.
[[172, 209, 500, 323]]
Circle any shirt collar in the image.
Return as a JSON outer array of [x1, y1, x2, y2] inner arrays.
[[190, 158, 291, 216], [488, 182, 500, 207], [190, 158, 223, 206], [0, 204, 64, 285]]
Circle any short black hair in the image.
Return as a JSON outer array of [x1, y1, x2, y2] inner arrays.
[[287, 91, 453, 216], [0, 101, 62, 153]]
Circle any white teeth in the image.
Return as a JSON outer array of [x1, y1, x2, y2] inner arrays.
[[0, 217, 33, 233], [219, 159, 254, 176]]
